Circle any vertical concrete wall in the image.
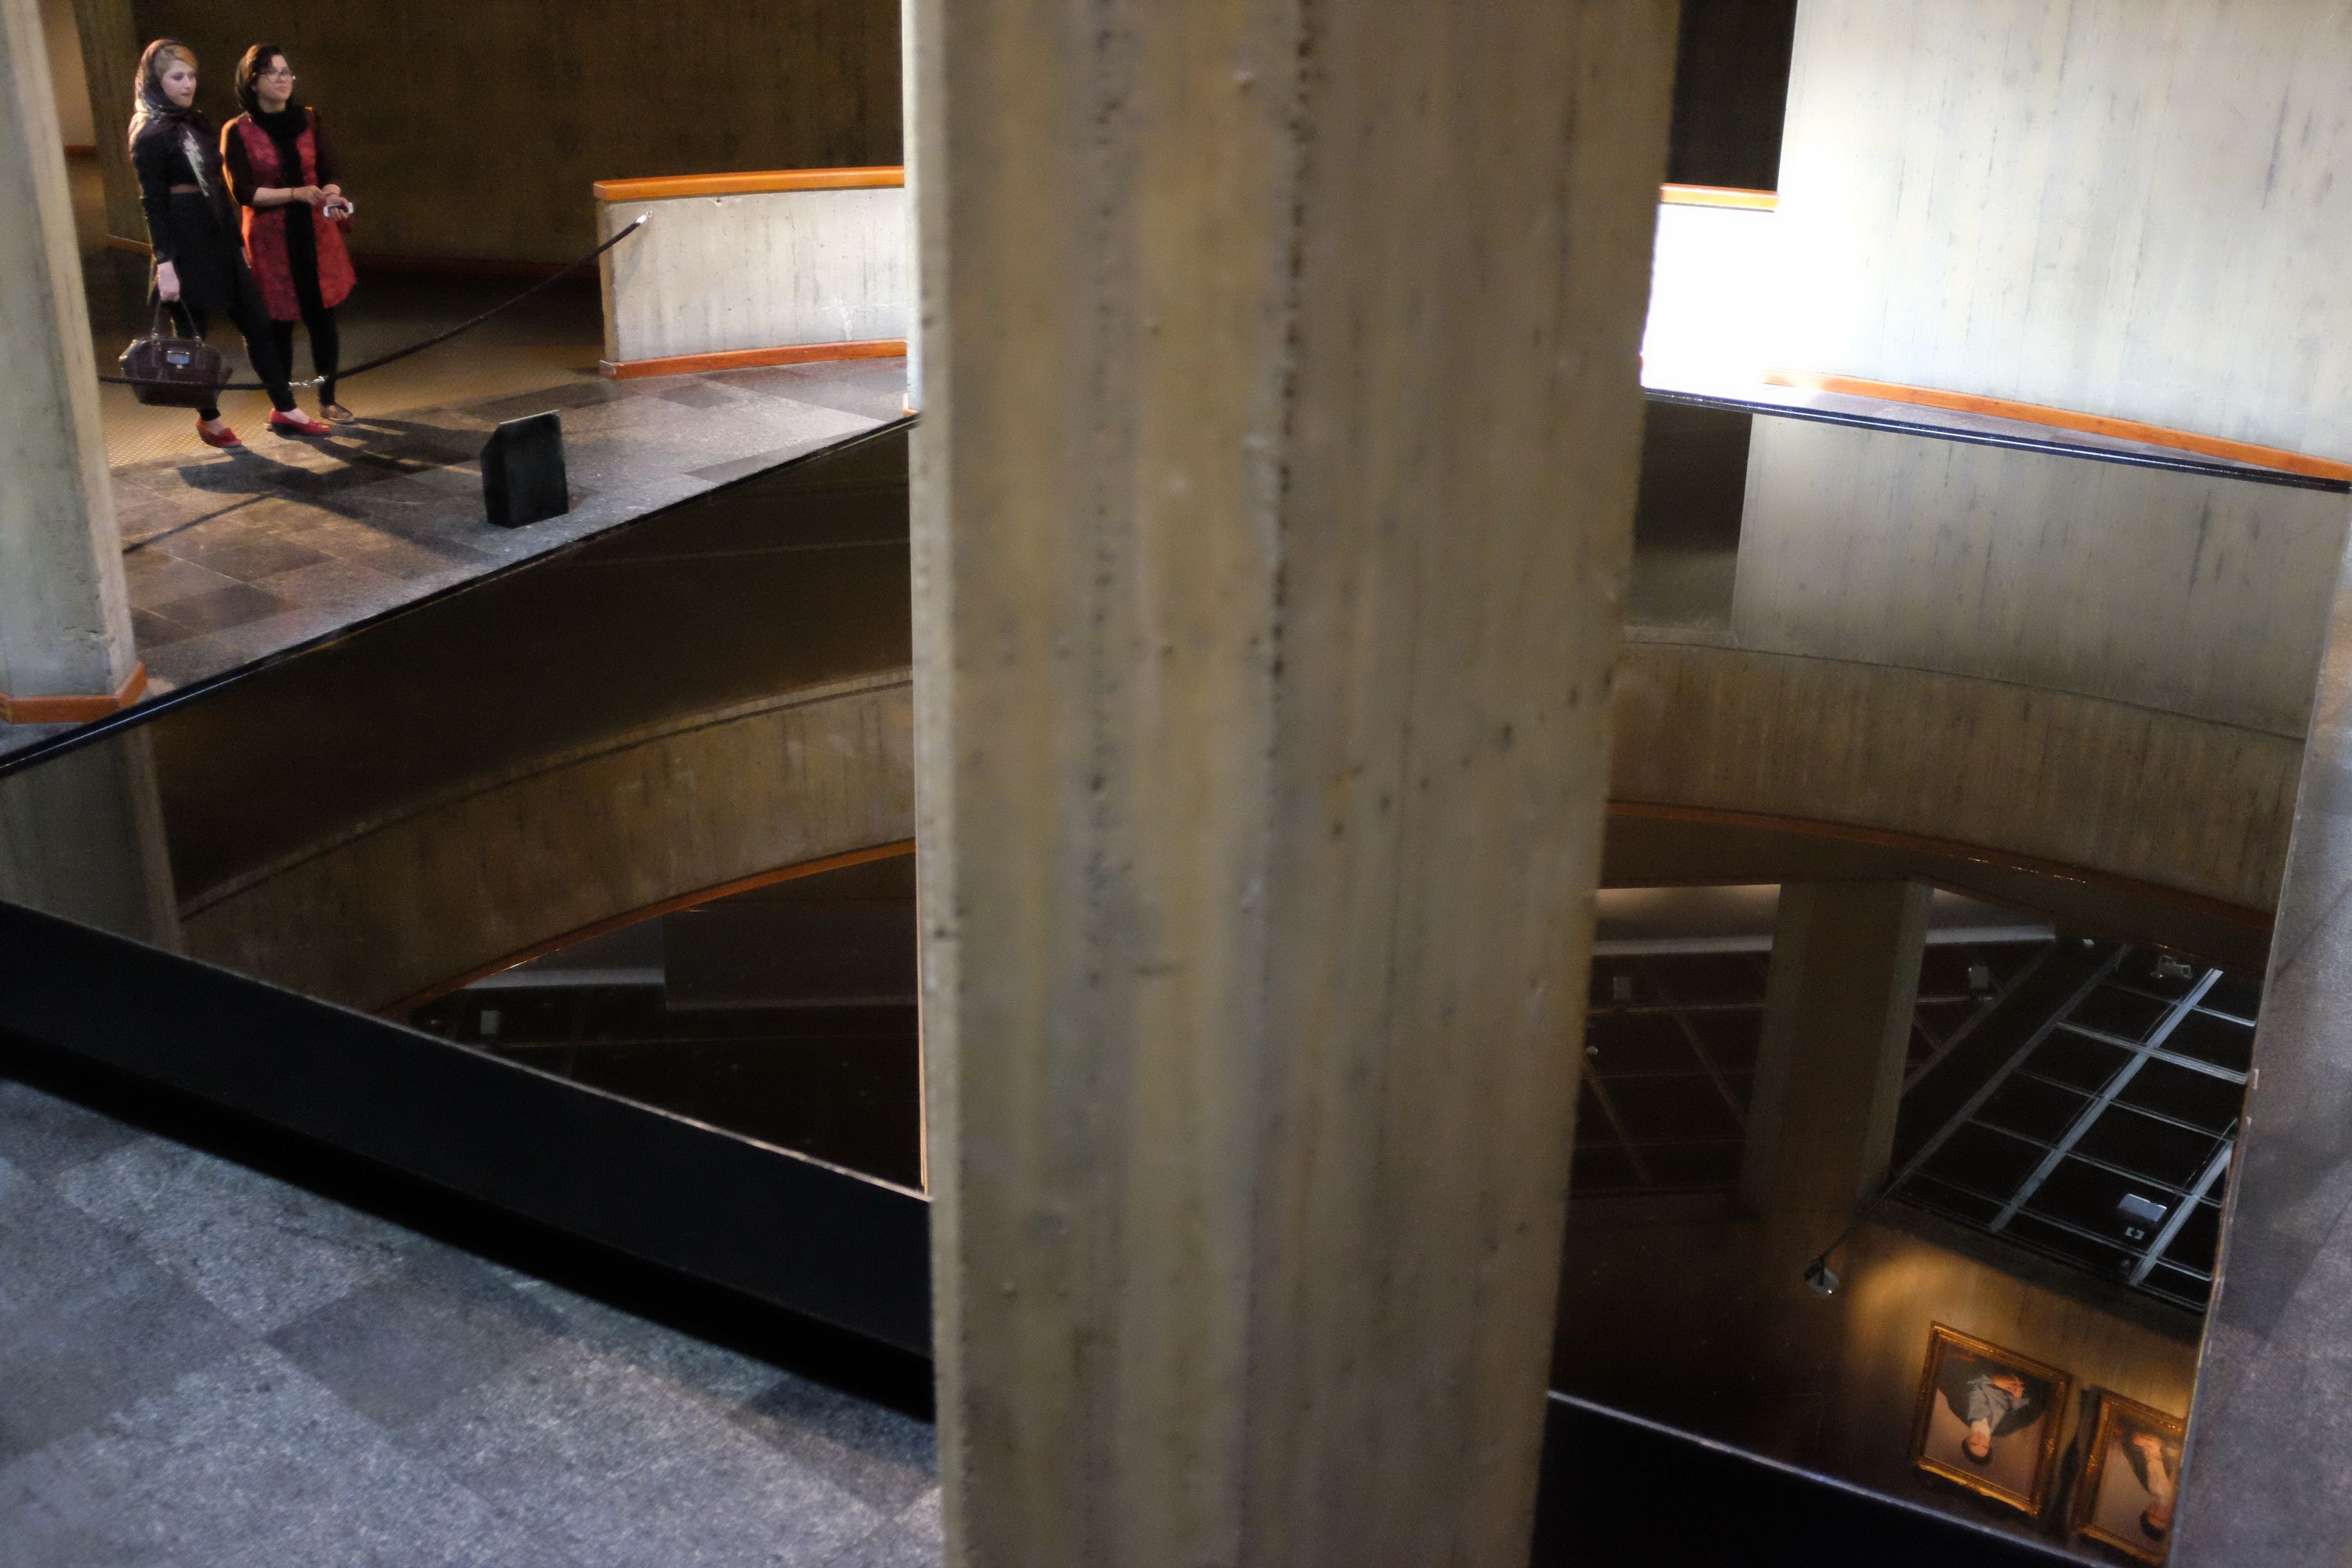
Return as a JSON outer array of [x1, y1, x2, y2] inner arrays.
[[1775, 0, 2352, 460], [594, 183, 908, 365], [99, 0, 901, 263], [1729, 417, 2349, 736], [0, 0, 135, 708], [2176, 531, 2352, 1565]]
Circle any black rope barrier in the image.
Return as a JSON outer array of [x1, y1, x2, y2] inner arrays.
[[100, 215, 648, 392]]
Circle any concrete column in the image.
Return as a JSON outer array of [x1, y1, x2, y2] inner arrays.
[[1, 0, 138, 722], [896, 0, 918, 414], [910, 0, 1675, 1563], [1740, 882, 1930, 1218], [64, 0, 137, 245], [2173, 521, 2352, 1566]]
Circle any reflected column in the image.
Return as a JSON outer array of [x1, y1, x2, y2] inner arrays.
[[0, 0, 140, 723], [1741, 881, 1931, 1220], [65, 0, 141, 246], [0, 731, 181, 951]]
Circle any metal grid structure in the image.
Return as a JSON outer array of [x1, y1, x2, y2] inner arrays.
[[1887, 942, 2258, 1314], [1574, 940, 2047, 1199]]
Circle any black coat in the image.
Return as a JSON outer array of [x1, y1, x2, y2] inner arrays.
[[132, 118, 255, 311]]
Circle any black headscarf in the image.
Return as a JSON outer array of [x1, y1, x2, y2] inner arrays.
[[128, 38, 209, 154]]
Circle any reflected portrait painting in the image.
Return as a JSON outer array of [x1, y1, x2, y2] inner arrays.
[[1908, 1323, 2071, 1515], [2072, 1392, 2184, 1563]]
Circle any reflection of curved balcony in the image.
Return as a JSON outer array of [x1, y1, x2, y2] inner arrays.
[[183, 673, 911, 1013], [1617, 397, 2347, 941], [117, 431, 915, 1014], [9, 398, 2331, 1030]]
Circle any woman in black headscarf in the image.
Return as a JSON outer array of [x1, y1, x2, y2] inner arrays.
[[129, 38, 332, 447], [223, 44, 358, 423]]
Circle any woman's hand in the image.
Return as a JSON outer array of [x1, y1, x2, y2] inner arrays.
[[156, 260, 181, 302], [296, 184, 327, 207]]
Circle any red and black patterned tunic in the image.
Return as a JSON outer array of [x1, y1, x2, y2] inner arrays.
[[222, 106, 356, 323]]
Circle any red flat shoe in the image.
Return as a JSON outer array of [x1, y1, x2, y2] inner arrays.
[[195, 418, 243, 449], [268, 409, 335, 438]]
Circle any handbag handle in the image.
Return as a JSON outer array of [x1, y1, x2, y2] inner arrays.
[[151, 300, 175, 339]]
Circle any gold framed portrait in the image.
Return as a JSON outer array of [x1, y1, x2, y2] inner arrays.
[[1907, 1323, 2071, 1515], [2071, 1392, 2185, 1564]]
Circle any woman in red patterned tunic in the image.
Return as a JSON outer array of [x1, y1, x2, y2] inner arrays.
[[222, 44, 359, 423]]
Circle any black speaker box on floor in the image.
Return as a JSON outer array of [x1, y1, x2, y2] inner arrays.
[[482, 412, 569, 528]]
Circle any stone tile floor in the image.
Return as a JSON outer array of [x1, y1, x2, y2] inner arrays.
[[0, 1073, 942, 1566], [2, 158, 906, 766], [111, 360, 903, 697], [1, 361, 906, 765]]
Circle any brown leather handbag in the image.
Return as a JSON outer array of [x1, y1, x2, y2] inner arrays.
[[118, 306, 231, 408]]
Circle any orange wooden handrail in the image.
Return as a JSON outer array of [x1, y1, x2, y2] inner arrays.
[[1763, 370, 2352, 484], [592, 166, 905, 203], [1659, 183, 1778, 211]]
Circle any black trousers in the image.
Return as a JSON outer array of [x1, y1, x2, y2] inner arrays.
[[268, 271, 340, 408], [168, 292, 297, 420]]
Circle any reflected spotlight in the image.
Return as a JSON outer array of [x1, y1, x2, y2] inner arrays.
[[1803, 1255, 1839, 1298]]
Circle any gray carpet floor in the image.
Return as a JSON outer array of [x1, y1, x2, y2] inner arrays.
[[0, 1076, 941, 1566]]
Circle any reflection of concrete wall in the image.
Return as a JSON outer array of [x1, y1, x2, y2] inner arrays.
[[180, 673, 912, 1011], [1613, 637, 2303, 912], [37, 0, 88, 143], [1776, 0, 2352, 461], [109, 0, 900, 262], [0, 730, 180, 949], [1731, 419, 2347, 737], [1554, 1212, 2196, 1524], [64, 0, 138, 241], [1826, 1224, 2195, 1504], [597, 183, 907, 365]]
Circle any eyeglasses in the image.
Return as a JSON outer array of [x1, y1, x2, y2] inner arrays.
[[260, 66, 296, 80]]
